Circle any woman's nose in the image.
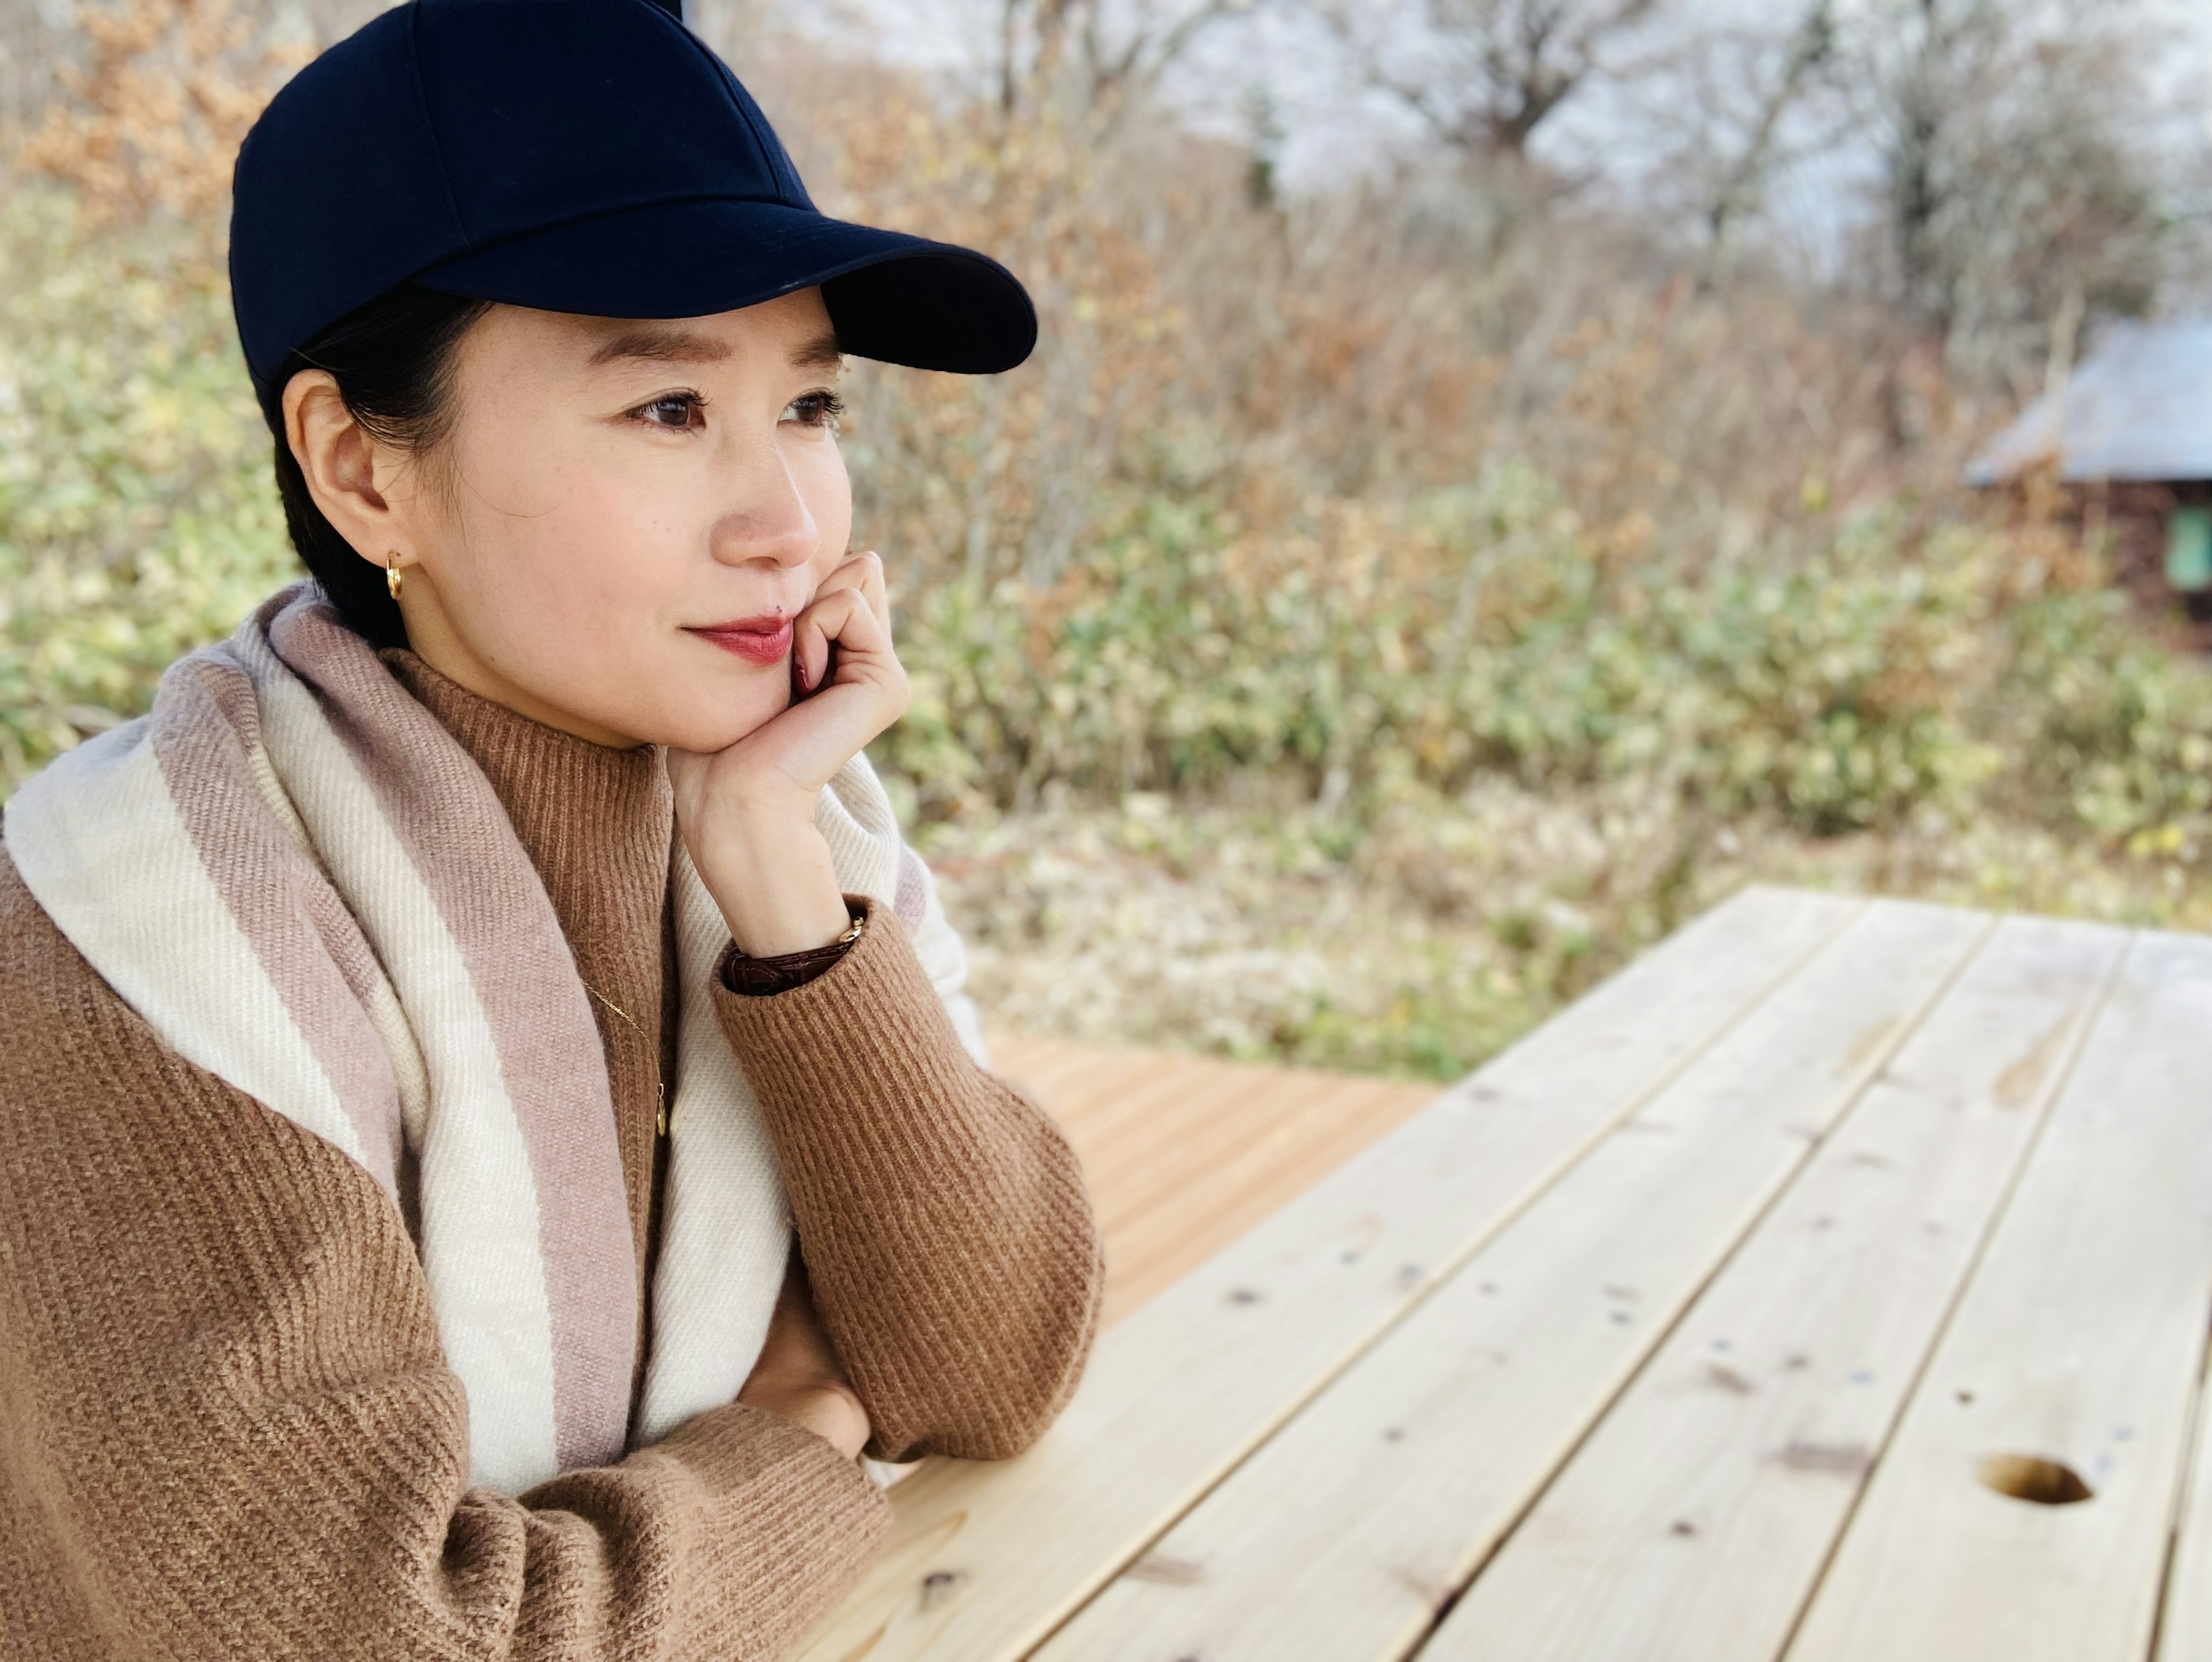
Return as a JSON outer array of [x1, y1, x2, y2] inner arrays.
[[707, 446, 819, 569]]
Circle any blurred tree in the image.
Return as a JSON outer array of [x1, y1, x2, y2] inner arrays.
[[1696, 0, 1834, 284], [1845, 0, 2168, 390], [14, 0, 306, 228], [1319, 0, 1664, 160], [301, 0, 391, 46], [992, 0, 1257, 134]]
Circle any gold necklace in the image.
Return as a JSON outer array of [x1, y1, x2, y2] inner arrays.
[[584, 985, 669, 1138]]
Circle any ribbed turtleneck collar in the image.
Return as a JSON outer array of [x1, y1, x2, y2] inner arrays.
[[379, 650, 669, 890]]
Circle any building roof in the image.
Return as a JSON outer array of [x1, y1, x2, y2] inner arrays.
[[1965, 320, 2212, 487]]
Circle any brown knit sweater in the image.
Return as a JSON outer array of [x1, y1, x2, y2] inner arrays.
[[0, 654, 1104, 1661]]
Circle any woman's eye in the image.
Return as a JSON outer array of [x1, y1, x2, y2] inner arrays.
[[634, 392, 704, 430], [782, 390, 846, 430]]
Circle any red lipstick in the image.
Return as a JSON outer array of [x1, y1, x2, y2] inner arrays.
[[688, 615, 793, 665]]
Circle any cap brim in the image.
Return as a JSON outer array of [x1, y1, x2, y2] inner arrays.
[[416, 198, 1036, 374]]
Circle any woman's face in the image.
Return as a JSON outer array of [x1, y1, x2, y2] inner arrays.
[[383, 289, 854, 751]]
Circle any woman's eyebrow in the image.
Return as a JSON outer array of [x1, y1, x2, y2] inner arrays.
[[586, 325, 732, 368], [789, 332, 844, 371]]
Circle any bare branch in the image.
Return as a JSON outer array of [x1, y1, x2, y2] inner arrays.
[[1320, 0, 1664, 160], [1700, 0, 1833, 282]]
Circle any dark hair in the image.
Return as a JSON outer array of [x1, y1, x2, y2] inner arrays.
[[262, 285, 491, 649]]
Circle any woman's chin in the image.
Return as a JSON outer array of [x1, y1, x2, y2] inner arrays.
[[643, 692, 790, 756], [523, 658, 790, 754]]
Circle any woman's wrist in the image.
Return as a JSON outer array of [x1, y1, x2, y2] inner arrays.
[[688, 804, 853, 957], [740, 1376, 871, 1461]]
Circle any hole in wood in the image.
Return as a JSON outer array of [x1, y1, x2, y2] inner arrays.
[[1976, 1452, 2093, 1506]]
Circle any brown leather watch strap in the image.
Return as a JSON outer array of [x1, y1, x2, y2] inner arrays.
[[719, 905, 867, 997]]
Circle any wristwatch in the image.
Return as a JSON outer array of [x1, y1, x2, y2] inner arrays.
[[719, 903, 866, 997]]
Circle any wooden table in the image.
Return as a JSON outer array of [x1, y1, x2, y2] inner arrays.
[[804, 888, 2212, 1662]]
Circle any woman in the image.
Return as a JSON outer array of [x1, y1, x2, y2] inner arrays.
[[0, 2, 1103, 1657]]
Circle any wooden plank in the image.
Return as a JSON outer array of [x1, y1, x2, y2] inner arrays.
[[998, 1044, 1210, 1135], [1098, 1073, 1434, 1226], [993, 1039, 1296, 1146], [1103, 1080, 1439, 1291], [1088, 1070, 1392, 1231], [1032, 899, 1987, 1662], [1100, 1081, 1437, 1324], [1086, 1072, 1350, 1227], [994, 1037, 1437, 1322], [2155, 1328, 2212, 1660], [984, 1034, 1104, 1099], [1044, 1053, 1272, 1151], [1418, 915, 2130, 1662], [987, 1036, 1157, 1115], [794, 886, 1861, 1662], [1785, 930, 2212, 1662]]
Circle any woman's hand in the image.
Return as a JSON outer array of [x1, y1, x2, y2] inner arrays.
[[738, 1258, 872, 1460], [668, 551, 910, 956]]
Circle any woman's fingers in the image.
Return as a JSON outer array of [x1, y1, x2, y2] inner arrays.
[[855, 550, 890, 631], [673, 554, 908, 829], [797, 551, 892, 690], [809, 550, 891, 637], [794, 581, 894, 694]]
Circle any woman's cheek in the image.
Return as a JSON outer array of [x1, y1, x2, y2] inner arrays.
[[790, 436, 853, 567]]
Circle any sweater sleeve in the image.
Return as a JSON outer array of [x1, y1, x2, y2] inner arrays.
[[0, 861, 888, 1662], [712, 902, 1107, 1464]]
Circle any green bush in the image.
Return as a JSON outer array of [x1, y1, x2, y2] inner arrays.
[[880, 483, 2211, 858], [8, 182, 2212, 891], [1997, 588, 2212, 855], [0, 188, 295, 785]]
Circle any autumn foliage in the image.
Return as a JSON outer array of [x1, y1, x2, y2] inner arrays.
[[5, 0, 2210, 1073]]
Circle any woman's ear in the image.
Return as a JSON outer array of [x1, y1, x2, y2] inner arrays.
[[282, 369, 412, 570]]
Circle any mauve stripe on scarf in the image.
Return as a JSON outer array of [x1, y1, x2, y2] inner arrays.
[[190, 643, 423, 1089], [271, 600, 639, 1470], [152, 654, 406, 1194]]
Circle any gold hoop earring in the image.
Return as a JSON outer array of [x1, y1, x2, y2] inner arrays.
[[386, 558, 404, 601]]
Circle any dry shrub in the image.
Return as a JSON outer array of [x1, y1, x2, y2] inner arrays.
[[17, 0, 305, 228], [6, 6, 2211, 1075], [729, 22, 1995, 617]]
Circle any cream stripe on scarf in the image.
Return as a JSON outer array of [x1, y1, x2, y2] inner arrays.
[[638, 846, 797, 1445], [3, 583, 986, 1494], [9, 730, 376, 1175]]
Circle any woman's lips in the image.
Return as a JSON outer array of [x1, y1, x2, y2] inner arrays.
[[687, 616, 794, 665]]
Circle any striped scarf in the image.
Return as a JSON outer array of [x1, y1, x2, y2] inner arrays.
[[3, 584, 982, 1493]]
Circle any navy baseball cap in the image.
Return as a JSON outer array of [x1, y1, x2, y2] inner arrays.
[[229, 0, 1037, 397]]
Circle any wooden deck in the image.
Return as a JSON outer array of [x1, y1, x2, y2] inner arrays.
[[988, 1035, 1440, 1324], [812, 888, 2212, 1662]]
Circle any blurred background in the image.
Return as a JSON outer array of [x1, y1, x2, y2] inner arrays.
[[3, 0, 2210, 1080]]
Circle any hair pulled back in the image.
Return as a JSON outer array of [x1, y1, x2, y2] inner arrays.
[[261, 285, 490, 649]]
